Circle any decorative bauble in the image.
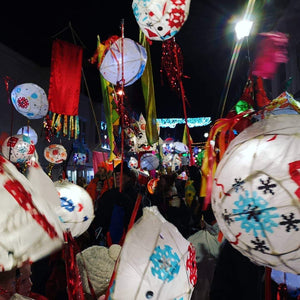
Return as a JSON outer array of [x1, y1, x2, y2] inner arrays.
[[211, 114, 300, 274], [44, 144, 67, 164], [132, 0, 191, 41], [54, 180, 94, 237], [11, 83, 48, 119], [17, 126, 38, 145], [100, 37, 147, 86], [2, 134, 35, 164]]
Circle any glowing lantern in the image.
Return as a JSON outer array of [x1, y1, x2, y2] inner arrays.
[[128, 156, 138, 169], [132, 0, 192, 41], [54, 180, 94, 237], [2, 134, 35, 164], [100, 37, 147, 86], [140, 153, 159, 171], [0, 156, 64, 271], [44, 144, 67, 164], [11, 83, 48, 119], [17, 126, 38, 145], [108, 206, 197, 299], [173, 141, 189, 153], [211, 114, 300, 274]]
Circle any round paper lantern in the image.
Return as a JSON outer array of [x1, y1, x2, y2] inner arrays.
[[211, 114, 300, 274], [173, 141, 189, 153], [140, 153, 159, 171], [54, 180, 94, 237], [11, 83, 48, 119], [132, 0, 191, 41], [2, 134, 35, 164], [17, 126, 38, 145], [128, 156, 138, 169], [100, 37, 147, 86], [44, 144, 67, 164]]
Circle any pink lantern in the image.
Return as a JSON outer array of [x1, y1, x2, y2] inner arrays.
[[211, 114, 300, 274], [100, 37, 147, 86], [44, 144, 67, 164], [132, 0, 191, 41], [2, 134, 35, 164]]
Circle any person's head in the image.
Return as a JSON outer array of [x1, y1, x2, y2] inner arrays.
[[0, 268, 18, 300], [113, 163, 133, 189], [16, 261, 32, 297]]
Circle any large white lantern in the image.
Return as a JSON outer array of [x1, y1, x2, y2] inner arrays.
[[211, 114, 300, 274], [100, 37, 147, 86], [11, 83, 49, 119], [17, 126, 38, 145], [2, 134, 35, 164], [44, 144, 67, 164], [132, 0, 191, 41], [54, 180, 94, 237]]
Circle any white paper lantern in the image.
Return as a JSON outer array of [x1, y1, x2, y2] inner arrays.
[[128, 156, 138, 169], [173, 141, 189, 153], [132, 0, 191, 41], [54, 180, 94, 237], [100, 37, 147, 86], [44, 144, 67, 164], [2, 134, 35, 164], [109, 206, 197, 299], [17, 126, 38, 145], [140, 153, 159, 171], [211, 114, 300, 274], [11, 83, 49, 119], [0, 156, 64, 271]]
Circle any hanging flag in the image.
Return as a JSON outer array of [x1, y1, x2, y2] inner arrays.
[[182, 124, 193, 147], [47, 39, 83, 139], [139, 31, 159, 146]]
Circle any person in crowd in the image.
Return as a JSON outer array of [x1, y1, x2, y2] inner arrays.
[[0, 268, 18, 300]]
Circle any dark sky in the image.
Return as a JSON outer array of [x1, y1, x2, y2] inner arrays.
[[0, 0, 292, 141]]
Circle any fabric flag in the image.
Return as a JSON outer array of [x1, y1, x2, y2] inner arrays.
[[47, 39, 83, 139], [182, 124, 193, 147], [91, 36, 120, 161], [139, 31, 159, 146]]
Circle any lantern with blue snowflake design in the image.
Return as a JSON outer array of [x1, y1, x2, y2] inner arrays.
[[54, 180, 94, 237], [211, 114, 300, 274]]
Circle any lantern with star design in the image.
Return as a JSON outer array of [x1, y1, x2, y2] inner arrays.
[[54, 180, 94, 237], [211, 114, 300, 274], [132, 0, 191, 41]]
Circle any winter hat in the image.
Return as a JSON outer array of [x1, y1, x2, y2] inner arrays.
[[76, 244, 121, 297]]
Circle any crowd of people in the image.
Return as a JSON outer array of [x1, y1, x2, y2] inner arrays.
[[1, 159, 297, 300]]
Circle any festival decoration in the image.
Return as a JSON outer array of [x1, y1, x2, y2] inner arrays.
[[211, 114, 300, 274], [147, 178, 159, 194], [128, 156, 138, 169], [73, 152, 87, 165], [156, 117, 212, 128], [173, 141, 189, 153], [107, 206, 196, 299], [132, 0, 191, 41], [252, 32, 289, 79], [54, 180, 94, 237], [11, 83, 48, 119], [140, 153, 159, 171], [2, 134, 35, 164], [17, 126, 38, 145], [100, 37, 147, 87], [44, 144, 67, 164], [162, 152, 181, 172], [47, 39, 83, 139], [0, 156, 64, 271]]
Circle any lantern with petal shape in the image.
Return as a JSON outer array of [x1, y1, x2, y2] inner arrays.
[[211, 114, 300, 274], [17, 126, 38, 145], [44, 144, 67, 164], [108, 206, 197, 299], [54, 180, 94, 237], [11, 83, 48, 119], [2, 134, 35, 164], [132, 0, 192, 41], [100, 37, 147, 86], [0, 156, 64, 271]]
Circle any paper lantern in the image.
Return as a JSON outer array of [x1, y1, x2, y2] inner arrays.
[[211, 114, 300, 274], [11, 83, 48, 119], [271, 269, 300, 297], [132, 0, 191, 41], [17, 126, 38, 145], [128, 156, 138, 169], [54, 180, 94, 237], [108, 206, 197, 299], [100, 37, 147, 86], [44, 144, 67, 164], [140, 153, 159, 171], [173, 141, 189, 153], [2, 134, 35, 164], [0, 156, 64, 271]]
